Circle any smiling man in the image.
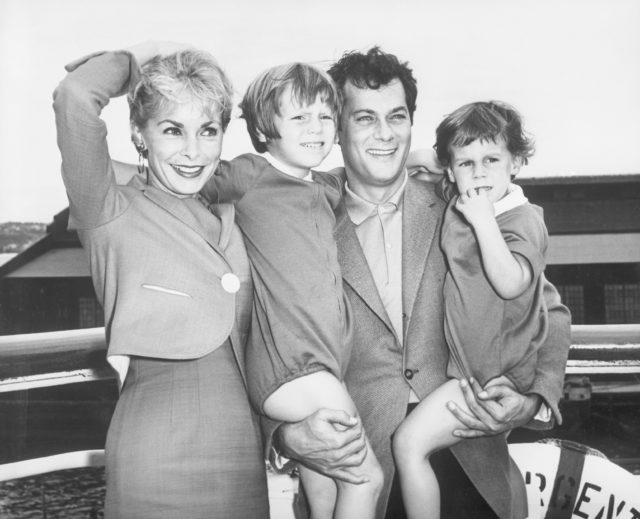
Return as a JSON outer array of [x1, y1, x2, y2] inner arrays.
[[274, 47, 571, 519], [337, 78, 412, 201]]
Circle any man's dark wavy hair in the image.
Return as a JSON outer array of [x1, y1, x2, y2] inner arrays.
[[327, 46, 417, 122]]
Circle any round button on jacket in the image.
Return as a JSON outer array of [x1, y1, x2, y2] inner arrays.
[[404, 369, 414, 380], [221, 273, 240, 294]]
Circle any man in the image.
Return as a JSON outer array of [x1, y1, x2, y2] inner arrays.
[[273, 47, 571, 518]]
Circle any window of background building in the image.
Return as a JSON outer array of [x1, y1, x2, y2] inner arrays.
[[604, 284, 640, 324], [547, 263, 640, 325], [78, 297, 104, 329], [556, 285, 585, 324]]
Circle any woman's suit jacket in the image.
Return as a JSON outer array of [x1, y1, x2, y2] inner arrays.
[[53, 50, 250, 375], [335, 173, 571, 518], [54, 51, 270, 519]]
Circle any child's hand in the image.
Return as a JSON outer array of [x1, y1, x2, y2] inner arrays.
[[455, 188, 495, 228]]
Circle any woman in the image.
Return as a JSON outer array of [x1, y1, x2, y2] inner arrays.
[[53, 42, 270, 518]]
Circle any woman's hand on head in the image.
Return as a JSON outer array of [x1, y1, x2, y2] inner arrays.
[[125, 41, 193, 66]]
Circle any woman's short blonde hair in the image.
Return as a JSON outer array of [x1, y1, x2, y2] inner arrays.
[[128, 49, 234, 132], [240, 63, 339, 153]]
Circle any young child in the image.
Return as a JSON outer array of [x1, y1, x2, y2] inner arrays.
[[200, 63, 383, 519], [392, 101, 550, 519]]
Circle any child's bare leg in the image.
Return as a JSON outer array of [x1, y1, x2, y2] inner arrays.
[[264, 371, 383, 519], [298, 465, 337, 519], [392, 379, 469, 519], [298, 437, 382, 519], [332, 433, 382, 519]]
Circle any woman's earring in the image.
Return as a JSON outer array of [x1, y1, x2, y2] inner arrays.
[[135, 142, 147, 176]]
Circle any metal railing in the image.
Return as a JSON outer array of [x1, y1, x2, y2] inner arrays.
[[568, 324, 640, 373], [0, 325, 638, 485], [0, 327, 113, 393], [0, 324, 639, 393], [566, 324, 640, 394]]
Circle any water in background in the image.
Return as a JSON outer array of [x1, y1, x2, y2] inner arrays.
[[0, 467, 104, 518]]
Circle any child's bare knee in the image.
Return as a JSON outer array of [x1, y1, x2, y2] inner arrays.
[[369, 461, 384, 496], [307, 493, 336, 519], [336, 459, 384, 500], [392, 421, 418, 464], [336, 475, 382, 503]]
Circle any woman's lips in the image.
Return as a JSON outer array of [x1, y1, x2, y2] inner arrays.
[[172, 164, 205, 178]]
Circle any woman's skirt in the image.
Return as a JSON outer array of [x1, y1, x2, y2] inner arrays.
[[104, 340, 269, 518]]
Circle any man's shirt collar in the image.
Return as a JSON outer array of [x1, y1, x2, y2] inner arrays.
[[344, 170, 408, 225]]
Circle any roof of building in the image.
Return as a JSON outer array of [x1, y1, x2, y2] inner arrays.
[[0, 208, 88, 279], [517, 172, 640, 185]]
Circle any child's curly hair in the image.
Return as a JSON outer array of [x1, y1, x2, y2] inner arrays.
[[434, 100, 535, 168]]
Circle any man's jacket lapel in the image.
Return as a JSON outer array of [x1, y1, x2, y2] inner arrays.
[[402, 177, 441, 323]]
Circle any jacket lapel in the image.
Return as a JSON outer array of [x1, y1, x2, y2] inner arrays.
[[402, 177, 441, 322], [335, 193, 396, 337], [142, 185, 249, 382], [142, 187, 229, 262]]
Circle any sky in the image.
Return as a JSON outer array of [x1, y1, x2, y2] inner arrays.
[[1, 0, 639, 223]]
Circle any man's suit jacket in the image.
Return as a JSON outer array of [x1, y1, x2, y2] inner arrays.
[[335, 173, 571, 518]]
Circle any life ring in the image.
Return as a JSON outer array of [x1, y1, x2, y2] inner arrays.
[[509, 440, 640, 519]]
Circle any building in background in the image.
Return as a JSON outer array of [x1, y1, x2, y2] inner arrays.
[[0, 173, 639, 335], [0, 209, 103, 335], [522, 173, 640, 324]]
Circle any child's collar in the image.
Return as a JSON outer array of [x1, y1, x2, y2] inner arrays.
[[494, 183, 528, 216], [263, 152, 313, 182]]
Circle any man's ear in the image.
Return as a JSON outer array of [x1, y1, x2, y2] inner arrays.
[[257, 130, 267, 144]]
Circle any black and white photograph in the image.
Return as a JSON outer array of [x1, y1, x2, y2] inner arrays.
[[1, 0, 639, 517]]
